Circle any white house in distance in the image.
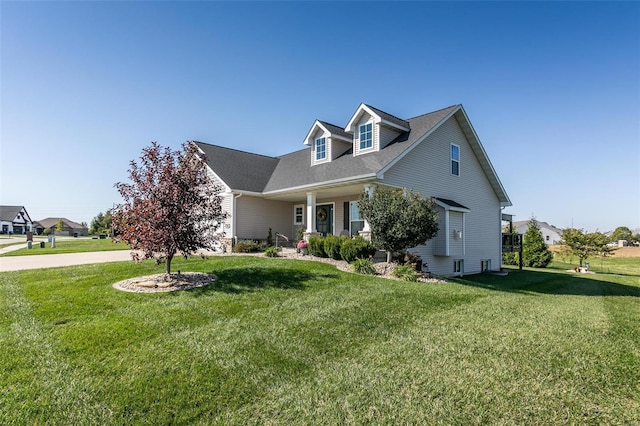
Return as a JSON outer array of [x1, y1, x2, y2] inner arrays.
[[0, 205, 33, 234], [194, 103, 512, 276], [513, 220, 563, 245]]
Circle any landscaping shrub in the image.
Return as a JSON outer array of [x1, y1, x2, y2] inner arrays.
[[352, 258, 376, 275], [308, 236, 326, 257], [323, 235, 343, 260], [392, 264, 419, 282], [340, 236, 376, 263], [233, 240, 259, 253], [264, 246, 279, 257]]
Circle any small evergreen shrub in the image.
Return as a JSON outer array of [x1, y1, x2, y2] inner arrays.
[[233, 240, 259, 253], [323, 235, 343, 260], [340, 236, 376, 263], [392, 264, 419, 282], [308, 236, 326, 257], [353, 258, 376, 275], [264, 246, 280, 257]]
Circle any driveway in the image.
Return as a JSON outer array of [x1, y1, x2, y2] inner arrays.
[[0, 250, 134, 272]]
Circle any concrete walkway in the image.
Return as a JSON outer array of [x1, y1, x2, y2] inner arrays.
[[0, 250, 134, 272]]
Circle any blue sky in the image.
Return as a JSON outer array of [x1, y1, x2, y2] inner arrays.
[[1, 1, 639, 232]]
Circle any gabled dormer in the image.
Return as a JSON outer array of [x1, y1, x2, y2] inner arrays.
[[345, 103, 410, 156], [303, 120, 352, 166]]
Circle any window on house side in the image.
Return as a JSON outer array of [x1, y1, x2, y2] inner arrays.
[[481, 259, 491, 272], [350, 201, 364, 236], [454, 259, 463, 273], [316, 137, 326, 161], [359, 123, 372, 150], [451, 144, 460, 176], [294, 205, 304, 225]]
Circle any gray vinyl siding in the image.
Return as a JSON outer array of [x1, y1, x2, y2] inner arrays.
[[380, 116, 502, 276], [330, 138, 351, 161], [235, 196, 292, 240], [379, 125, 402, 149]]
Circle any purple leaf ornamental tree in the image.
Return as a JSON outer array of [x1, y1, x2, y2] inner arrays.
[[113, 141, 228, 274]]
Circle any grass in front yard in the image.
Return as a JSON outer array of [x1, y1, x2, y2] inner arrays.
[[1, 256, 638, 424], [1, 237, 129, 256]]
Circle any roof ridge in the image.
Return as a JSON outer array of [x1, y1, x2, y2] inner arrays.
[[318, 120, 346, 130]]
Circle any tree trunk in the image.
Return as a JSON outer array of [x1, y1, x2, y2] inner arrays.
[[386, 251, 392, 263], [166, 253, 173, 274]]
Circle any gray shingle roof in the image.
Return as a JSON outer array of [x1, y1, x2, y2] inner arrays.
[[318, 121, 352, 140], [193, 143, 280, 192], [193, 104, 460, 194], [35, 218, 86, 229], [263, 105, 459, 192], [364, 104, 410, 129], [0, 205, 26, 222]]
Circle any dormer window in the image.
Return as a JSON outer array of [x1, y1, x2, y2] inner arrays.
[[359, 123, 372, 150], [315, 137, 326, 161]]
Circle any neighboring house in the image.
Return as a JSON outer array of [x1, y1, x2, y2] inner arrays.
[[513, 220, 562, 245], [0, 205, 33, 234], [194, 103, 512, 276], [34, 218, 89, 236]]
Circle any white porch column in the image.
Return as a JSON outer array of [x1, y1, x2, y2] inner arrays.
[[304, 192, 319, 240], [359, 184, 374, 240]]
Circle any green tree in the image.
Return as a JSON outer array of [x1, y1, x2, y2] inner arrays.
[[357, 186, 438, 263], [522, 218, 553, 268], [55, 219, 65, 233], [610, 226, 633, 243], [560, 228, 612, 267], [90, 210, 113, 235]]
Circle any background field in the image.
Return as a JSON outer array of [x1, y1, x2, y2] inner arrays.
[[1, 255, 638, 424], [0, 237, 129, 256]]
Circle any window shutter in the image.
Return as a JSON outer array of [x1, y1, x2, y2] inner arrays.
[[343, 202, 350, 231]]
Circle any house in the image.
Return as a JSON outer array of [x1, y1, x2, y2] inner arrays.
[[34, 218, 88, 236], [0, 205, 33, 234], [194, 103, 512, 276], [513, 220, 562, 245]]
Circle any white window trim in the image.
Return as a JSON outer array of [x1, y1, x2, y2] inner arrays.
[[451, 143, 460, 176], [315, 137, 327, 161], [359, 123, 373, 151], [454, 259, 464, 275], [294, 204, 304, 225], [349, 201, 365, 237]]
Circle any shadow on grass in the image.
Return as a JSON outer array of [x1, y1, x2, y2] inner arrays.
[[454, 268, 640, 297], [185, 266, 337, 295]]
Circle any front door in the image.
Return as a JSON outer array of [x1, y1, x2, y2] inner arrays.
[[316, 204, 333, 236]]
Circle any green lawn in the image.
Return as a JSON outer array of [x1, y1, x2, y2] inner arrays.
[[1, 256, 638, 424], [1, 237, 130, 256]]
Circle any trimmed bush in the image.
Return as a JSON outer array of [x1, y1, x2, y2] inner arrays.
[[392, 264, 419, 282], [233, 240, 259, 253], [264, 246, 280, 257], [340, 236, 376, 263], [308, 236, 326, 257], [323, 235, 343, 260], [352, 258, 376, 275]]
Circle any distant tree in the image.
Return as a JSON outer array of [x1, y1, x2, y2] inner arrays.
[[357, 186, 438, 263], [113, 141, 227, 274], [55, 219, 65, 233], [610, 226, 633, 243], [522, 218, 553, 268], [80, 221, 88, 229], [89, 211, 112, 235], [559, 228, 612, 267]]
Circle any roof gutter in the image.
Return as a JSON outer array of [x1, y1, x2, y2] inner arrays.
[[262, 173, 378, 196]]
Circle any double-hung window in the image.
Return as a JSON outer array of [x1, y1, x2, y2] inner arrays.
[[349, 201, 365, 236], [294, 205, 304, 225], [451, 144, 460, 176], [359, 123, 372, 150], [315, 137, 326, 161]]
